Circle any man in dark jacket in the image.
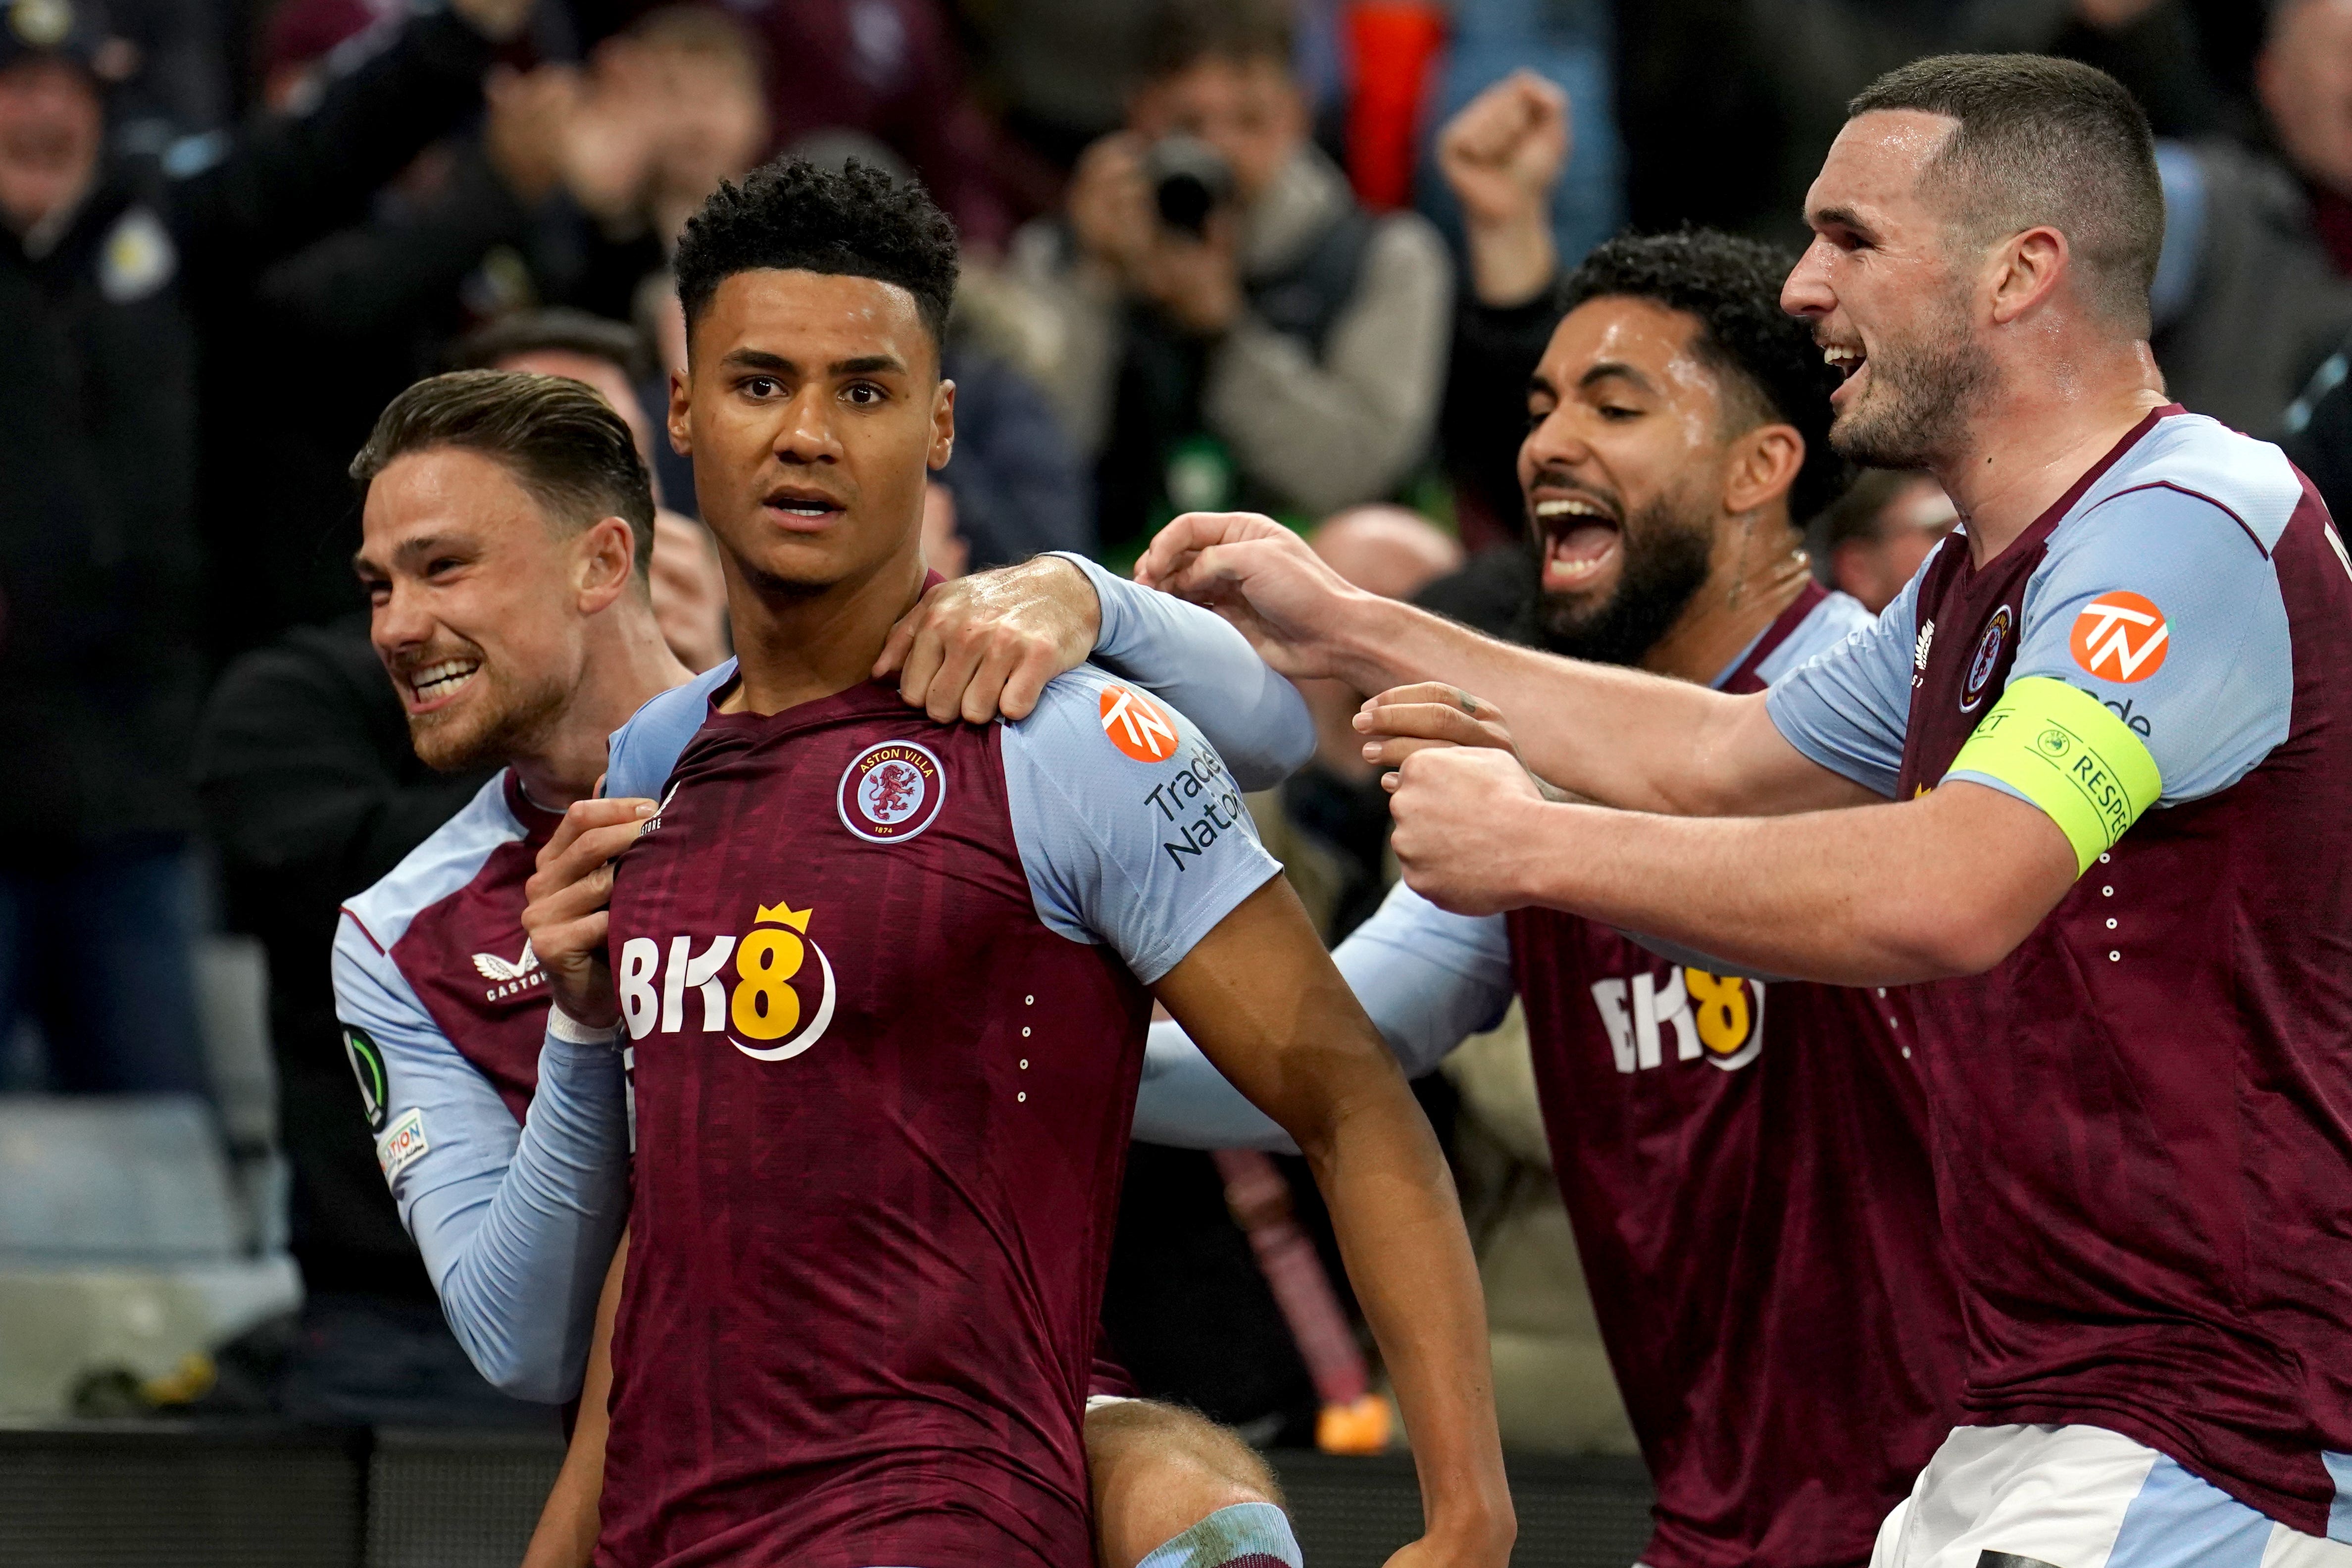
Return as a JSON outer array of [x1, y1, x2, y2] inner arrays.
[[0, 0, 532, 1094]]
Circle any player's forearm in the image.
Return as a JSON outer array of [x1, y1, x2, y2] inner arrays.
[[1504, 790, 2063, 986], [1303, 1083, 1512, 1558], [1332, 596, 1742, 812], [428, 1028, 631, 1401]]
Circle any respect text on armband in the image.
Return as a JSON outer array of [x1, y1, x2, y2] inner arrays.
[[1151, 743, 1247, 871]]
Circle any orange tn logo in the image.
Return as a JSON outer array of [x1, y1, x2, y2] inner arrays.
[[1100, 684, 1181, 763], [2069, 592, 2169, 683]]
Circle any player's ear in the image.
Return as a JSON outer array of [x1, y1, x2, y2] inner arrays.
[[928, 376, 956, 473], [1723, 423, 1803, 517], [577, 516, 636, 613], [666, 366, 693, 457]]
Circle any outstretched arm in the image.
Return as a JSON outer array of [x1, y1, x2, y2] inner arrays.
[[1135, 513, 1872, 815], [1388, 745, 2078, 985], [1155, 879, 1513, 1568]]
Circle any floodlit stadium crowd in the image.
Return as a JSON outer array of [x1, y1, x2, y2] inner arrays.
[[2, 0, 2350, 1508]]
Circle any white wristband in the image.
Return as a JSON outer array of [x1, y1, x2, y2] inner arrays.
[[547, 1002, 626, 1046]]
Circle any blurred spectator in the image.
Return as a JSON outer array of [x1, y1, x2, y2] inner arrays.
[[1433, 68, 1569, 551], [1007, 0, 1452, 556], [1412, 0, 1621, 288], [968, 0, 1156, 168], [2143, 128, 2352, 437], [0, 0, 534, 1095], [1810, 470, 1957, 615], [202, 46, 595, 654], [580, 0, 1020, 250], [2282, 329, 2352, 526], [447, 308, 731, 671], [1616, 0, 2232, 240]]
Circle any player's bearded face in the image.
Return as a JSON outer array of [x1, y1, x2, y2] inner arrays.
[[1821, 269, 1994, 470], [1517, 296, 1735, 668], [673, 269, 951, 600], [1523, 473, 1715, 667]]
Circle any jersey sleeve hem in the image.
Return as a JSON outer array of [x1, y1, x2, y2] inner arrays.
[[1765, 682, 1903, 799]]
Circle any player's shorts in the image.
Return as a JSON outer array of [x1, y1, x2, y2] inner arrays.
[[1872, 1424, 2352, 1568]]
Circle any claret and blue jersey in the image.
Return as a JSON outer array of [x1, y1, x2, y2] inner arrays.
[[594, 658, 1280, 1568], [1768, 405, 2352, 1540]]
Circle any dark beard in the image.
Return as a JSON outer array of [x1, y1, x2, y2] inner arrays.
[[1518, 498, 1716, 668], [1827, 301, 1996, 470]]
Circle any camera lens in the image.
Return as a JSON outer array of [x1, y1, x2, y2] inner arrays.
[[1145, 136, 1235, 238]]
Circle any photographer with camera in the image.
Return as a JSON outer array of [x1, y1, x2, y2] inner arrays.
[[1007, 0, 1451, 556]]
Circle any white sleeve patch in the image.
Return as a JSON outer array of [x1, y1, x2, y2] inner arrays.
[[376, 1106, 430, 1183]]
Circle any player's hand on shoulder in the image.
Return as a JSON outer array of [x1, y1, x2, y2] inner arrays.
[[1386, 744, 1548, 918], [522, 798, 657, 1031], [1381, 1513, 1516, 1568], [1133, 511, 1365, 679], [875, 555, 1100, 724]]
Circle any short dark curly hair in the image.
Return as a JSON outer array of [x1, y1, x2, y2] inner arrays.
[[673, 157, 960, 356], [1557, 230, 1853, 524]]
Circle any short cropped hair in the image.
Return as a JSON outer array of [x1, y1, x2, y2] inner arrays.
[[1848, 53, 2162, 334], [447, 308, 657, 383], [350, 370, 657, 581], [672, 157, 960, 352], [1142, 0, 1294, 80], [1559, 230, 1854, 525]]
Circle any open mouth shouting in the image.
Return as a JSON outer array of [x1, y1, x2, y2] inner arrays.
[[396, 654, 483, 714], [1531, 486, 1624, 593], [761, 484, 848, 532], [1822, 340, 1867, 405]]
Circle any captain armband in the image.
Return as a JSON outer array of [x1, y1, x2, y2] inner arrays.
[[1945, 676, 2161, 875]]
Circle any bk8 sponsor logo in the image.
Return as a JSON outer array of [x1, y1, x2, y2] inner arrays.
[[617, 898, 838, 1063], [1589, 965, 1765, 1073]]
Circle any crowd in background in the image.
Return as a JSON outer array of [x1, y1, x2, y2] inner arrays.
[[5, 0, 2352, 1445]]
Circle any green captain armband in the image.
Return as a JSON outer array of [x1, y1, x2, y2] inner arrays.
[[1946, 676, 2162, 875]]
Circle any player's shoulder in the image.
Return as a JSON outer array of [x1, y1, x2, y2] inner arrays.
[[341, 771, 523, 958], [1008, 662, 1219, 782], [605, 660, 736, 801], [2074, 411, 2305, 557]]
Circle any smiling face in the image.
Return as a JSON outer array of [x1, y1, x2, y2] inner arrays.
[[1517, 296, 1739, 663], [356, 448, 601, 771], [670, 268, 952, 602], [1782, 109, 1997, 470]]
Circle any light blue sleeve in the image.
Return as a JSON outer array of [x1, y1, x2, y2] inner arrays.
[[1001, 665, 1284, 984], [1951, 484, 2291, 808], [1133, 882, 1515, 1151], [331, 916, 630, 1403], [1051, 552, 1314, 792], [1763, 560, 1929, 799], [602, 660, 734, 802]]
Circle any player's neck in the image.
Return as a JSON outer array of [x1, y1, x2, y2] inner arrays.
[[1935, 338, 2167, 566], [1640, 513, 1812, 686], [723, 546, 927, 715], [509, 598, 695, 809]]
